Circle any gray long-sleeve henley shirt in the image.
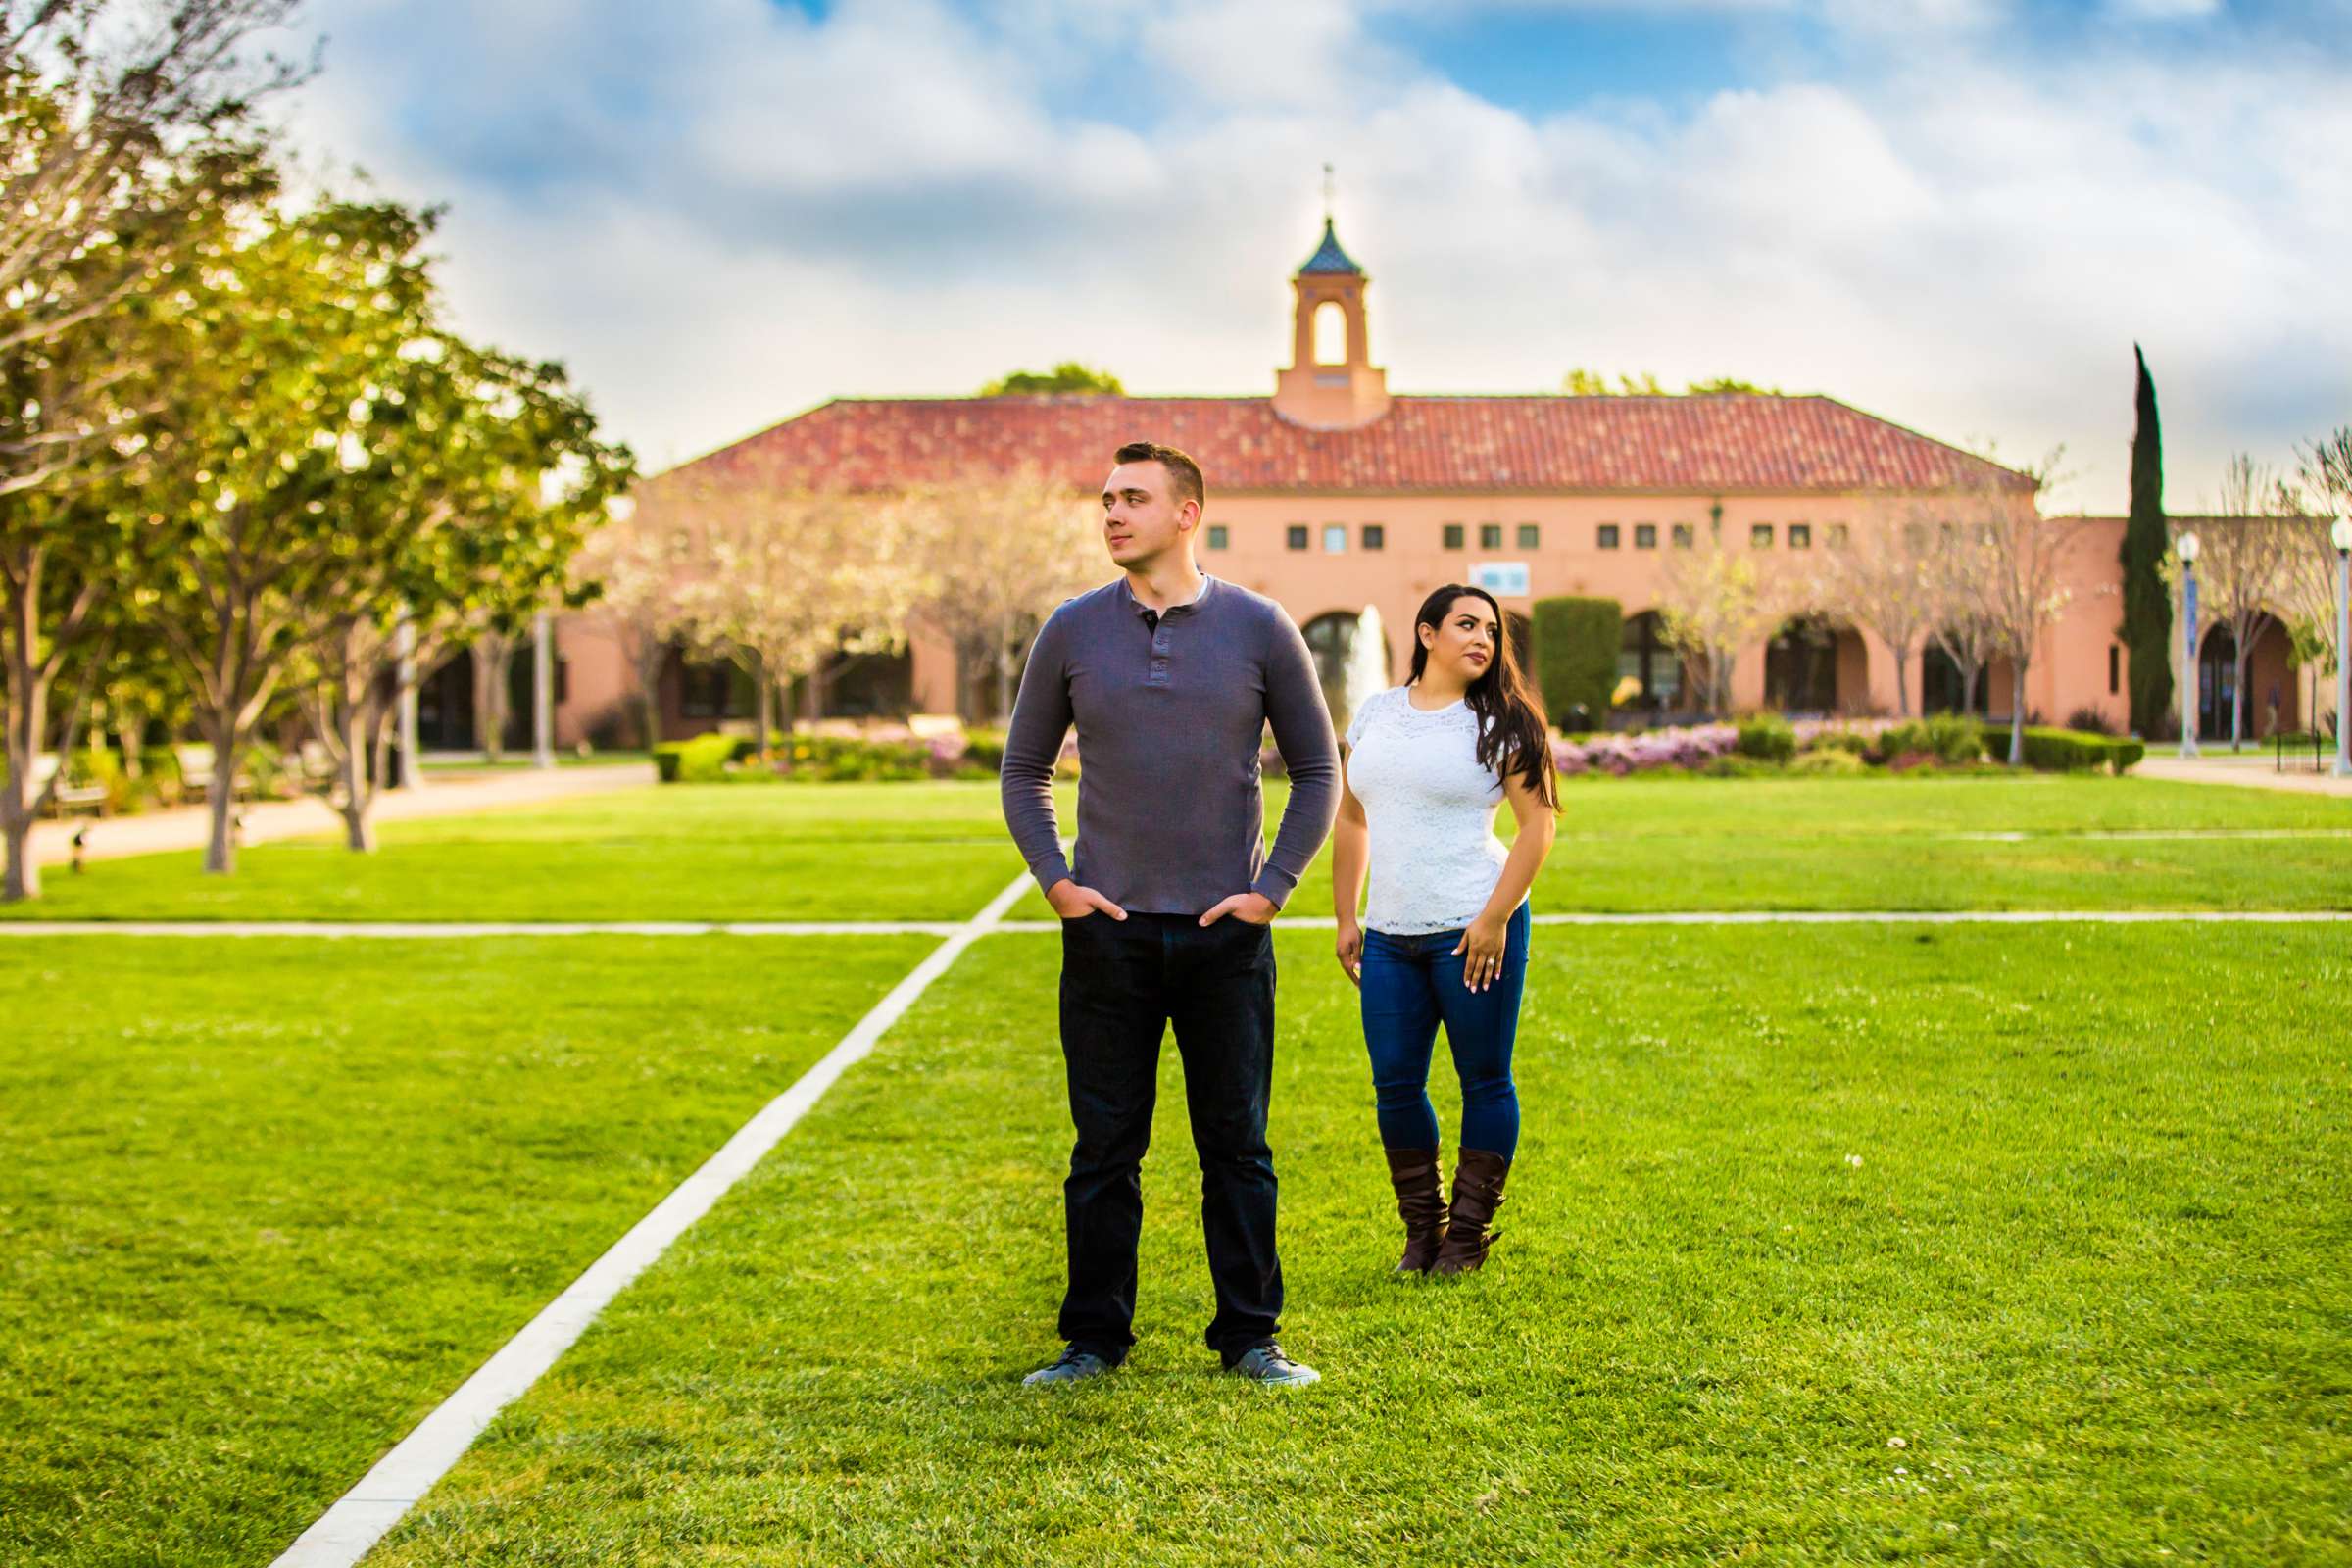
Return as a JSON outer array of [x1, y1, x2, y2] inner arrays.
[[1000, 573, 1339, 916]]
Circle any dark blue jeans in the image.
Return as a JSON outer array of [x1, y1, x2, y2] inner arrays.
[[1358, 903, 1529, 1159], [1056, 910, 1282, 1364]]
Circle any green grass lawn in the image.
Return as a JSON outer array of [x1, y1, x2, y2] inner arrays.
[[363, 924, 2352, 1566], [7, 777, 2348, 1565], [15, 773, 2349, 925], [14, 784, 1051, 924], [1009, 772, 2352, 919], [0, 935, 932, 1568]]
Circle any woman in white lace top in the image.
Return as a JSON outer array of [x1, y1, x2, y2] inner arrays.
[[1332, 584, 1558, 1276]]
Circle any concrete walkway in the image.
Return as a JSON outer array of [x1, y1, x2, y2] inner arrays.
[[2134, 755, 2352, 798], [28, 762, 657, 867]]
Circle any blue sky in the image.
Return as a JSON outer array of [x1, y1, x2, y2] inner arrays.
[[277, 0, 2352, 511]]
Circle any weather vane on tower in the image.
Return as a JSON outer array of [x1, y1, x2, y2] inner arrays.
[[1322, 162, 1336, 222]]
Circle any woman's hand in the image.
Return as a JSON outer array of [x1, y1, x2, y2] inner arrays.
[[1335, 920, 1363, 988], [1451, 913, 1508, 992]]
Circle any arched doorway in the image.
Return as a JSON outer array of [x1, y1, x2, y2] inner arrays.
[[2196, 625, 2237, 741], [2198, 615, 2300, 742], [1765, 615, 1862, 714], [1617, 611, 1689, 722], [1922, 637, 1993, 716], [1303, 610, 1391, 734]]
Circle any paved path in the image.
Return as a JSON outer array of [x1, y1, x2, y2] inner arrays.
[[28, 763, 657, 867], [2135, 755, 2352, 798]]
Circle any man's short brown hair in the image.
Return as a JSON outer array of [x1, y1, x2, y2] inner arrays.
[[1113, 441, 1205, 512]]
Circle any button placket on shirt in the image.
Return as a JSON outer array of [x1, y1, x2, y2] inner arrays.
[[1146, 609, 1177, 688]]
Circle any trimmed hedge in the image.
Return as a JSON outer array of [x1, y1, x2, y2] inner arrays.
[[652, 733, 738, 782], [1874, 712, 1984, 767], [1735, 712, 1797, 762], [1530, 596, 1620, 728], [1980, 724, 2144, 774]]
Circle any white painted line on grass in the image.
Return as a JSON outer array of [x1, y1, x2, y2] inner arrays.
[[12, 909, 2350, 941], [979, 910, 2352, 933], [1943, 828, 2352, 843], [0, 919, 973, 938], [267, 865, 1037, 1568]]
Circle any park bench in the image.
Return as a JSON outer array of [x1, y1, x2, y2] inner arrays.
[[31, 753, 109, 817], [172, 743, 251, 804], [299, 739, 343, 793]]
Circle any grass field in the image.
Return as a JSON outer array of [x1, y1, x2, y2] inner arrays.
[[363, 925, 2352, 1566], [0, 936, 932, 1568], [12, 773, 2349, 924], [4, 772, 2346, 1565]]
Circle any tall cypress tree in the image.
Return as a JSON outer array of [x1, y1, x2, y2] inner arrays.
[[2121, 344, 2172, 735]]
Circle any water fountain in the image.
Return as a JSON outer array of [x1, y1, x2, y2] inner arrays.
[[1339, 603, 1390, 732]]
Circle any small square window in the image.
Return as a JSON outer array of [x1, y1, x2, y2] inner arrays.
[[1788, 523, 1812, 550], [1361, 523, 1385, 551], [1596, 524, 1621, 550], [1828, 523, 1850, 548], [1479, 523, 1503, 550], [1671, 523, 1693, 549], [1206, 525, 1229, 551], [1322, 524, 1347, 554], [1443, 523, 1464, 550], [1517, 523, 1541, 549], [1750, 523, 1774, 549], [1286, 525, 1308, 551], [1635, 522, 1657, 549]]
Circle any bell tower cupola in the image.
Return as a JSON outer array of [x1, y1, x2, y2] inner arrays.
[[1273, 207, 1391, 430]]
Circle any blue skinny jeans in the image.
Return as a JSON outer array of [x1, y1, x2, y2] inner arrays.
[[1357, 902, 1529, 1159]]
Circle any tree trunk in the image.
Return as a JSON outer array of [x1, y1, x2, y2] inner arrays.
[[1, 715, 35, 902], [196, 708, 245, 873], [2231, 638, 2249, 751], [755, 661, 773, 769], [0, 806, 31, 901], [1892, 647, 1912, 717], [995, 619, 1016, 724], [634, 641, 664, 749], [336, 702, 376, 853], [475, 638, 511, 763], [2008, 663, 2027, 767], [4, 636, 48, 903], [116, 705, 144, 779], [204, 761, 237, 873]]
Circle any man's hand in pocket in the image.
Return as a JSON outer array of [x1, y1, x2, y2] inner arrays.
[[1047, 879, 1127, 921]]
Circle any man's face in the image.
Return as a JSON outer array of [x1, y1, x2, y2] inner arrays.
[[1102, 461, 1198, 570]]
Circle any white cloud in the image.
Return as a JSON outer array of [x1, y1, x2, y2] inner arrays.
[[270, 0, 2352, 510], [2104, 0, 2224, 17]]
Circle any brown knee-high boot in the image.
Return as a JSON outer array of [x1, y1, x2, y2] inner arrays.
[[1433, 1148, 1510, 1275], [1382, 1147, 1447, 1275]]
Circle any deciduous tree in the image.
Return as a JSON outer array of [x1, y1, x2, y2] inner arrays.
[[901, 468, 1098, 723], [1656, 519, 1787, 716], [1815, 494, 1941, 716], [2194, 456, 2302, 749]]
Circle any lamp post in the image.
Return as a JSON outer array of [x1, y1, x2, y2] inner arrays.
[[2178, 531, 2200, 760], [2333, 514, 2351, 779]]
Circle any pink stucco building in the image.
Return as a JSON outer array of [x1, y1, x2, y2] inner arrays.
[[522, 221, 2309, 750]]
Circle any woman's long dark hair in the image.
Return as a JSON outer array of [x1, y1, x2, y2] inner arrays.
[[1407, 584, 1558, 809]]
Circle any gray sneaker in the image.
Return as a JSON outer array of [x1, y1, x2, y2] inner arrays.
[[1022, 1345, 1116, 1387], [1225, 1345, 1320, 1388]]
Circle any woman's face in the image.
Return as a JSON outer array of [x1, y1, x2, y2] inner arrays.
[[1419, 595, 1499, 686]]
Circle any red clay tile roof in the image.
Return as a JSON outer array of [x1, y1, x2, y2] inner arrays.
[[673, 393, 2029, 495]]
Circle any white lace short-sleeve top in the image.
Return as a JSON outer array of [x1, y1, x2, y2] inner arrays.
[[1343, 685, 1521, 935]]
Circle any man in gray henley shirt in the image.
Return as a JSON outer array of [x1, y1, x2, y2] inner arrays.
[[1002, 440, 1338, 1389]]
